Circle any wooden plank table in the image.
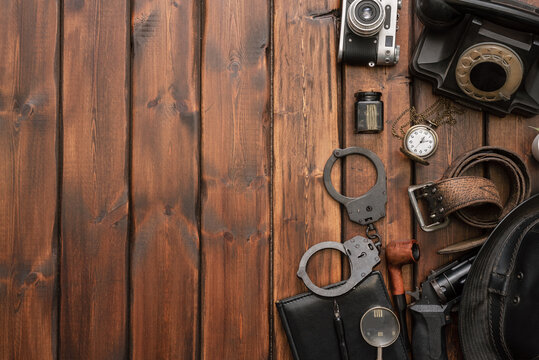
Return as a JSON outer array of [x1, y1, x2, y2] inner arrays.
[[0, 0, 537, 359]]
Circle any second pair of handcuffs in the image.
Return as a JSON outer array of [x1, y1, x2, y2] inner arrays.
[[297, 147, 387, 297]]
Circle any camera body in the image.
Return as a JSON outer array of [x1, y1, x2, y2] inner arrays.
[[338, 0, 401, 66], [411, 0, 539, 117]]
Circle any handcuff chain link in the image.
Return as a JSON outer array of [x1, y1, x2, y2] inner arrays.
[[366, 223, 382, 248]]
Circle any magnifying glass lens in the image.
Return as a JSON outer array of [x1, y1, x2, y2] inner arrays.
[[360, 307, 400, 359]]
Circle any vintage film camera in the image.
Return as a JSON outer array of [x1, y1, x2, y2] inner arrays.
[[411, 0, 539, 117], [338, 0, 402, 66]]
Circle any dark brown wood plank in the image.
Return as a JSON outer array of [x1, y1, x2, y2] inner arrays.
[[342, 0, 414, 290], [487, 115, 539, 194], [411, 6, 484, 359], [60, 1, 129, 358], [200, 0, 271, 358], [130, 0, 200, 358], [272, 0, 342, 358], [486, 0, 539, 197], [0, 1, 59, 358]]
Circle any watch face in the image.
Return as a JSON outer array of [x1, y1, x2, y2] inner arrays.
[[404, 125, 438, 158]]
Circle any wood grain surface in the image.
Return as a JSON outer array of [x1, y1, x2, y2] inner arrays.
[[272, 0, 342, 358], [0, 1, 59, 359], [342, 0, 413, 288], [200, 0, 271, 358], [61, 0, 129, 358], [130, 0, 200, 358], [0, 0, 537, 359]]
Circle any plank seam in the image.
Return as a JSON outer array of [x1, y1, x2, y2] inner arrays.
[[269, 0, 275, 356], [408, 0, 418, 287], [483, 111, 489, 147], [127, 0, 134, 358], [56, 1, 65, 359], [197, 0, 206, 358], [338, 19, 346, 282]]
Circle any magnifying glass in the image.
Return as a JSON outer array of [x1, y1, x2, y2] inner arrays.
[[360, 306, 400, 360]]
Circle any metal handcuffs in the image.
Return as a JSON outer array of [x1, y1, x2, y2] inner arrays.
[[297, 147, 388, 297], [323, 147, 387, 226], [297, 235, 381, 297]]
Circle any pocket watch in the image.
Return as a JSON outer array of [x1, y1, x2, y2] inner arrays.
[[401, 124, 439, 163], [391, 98, 462, 165]]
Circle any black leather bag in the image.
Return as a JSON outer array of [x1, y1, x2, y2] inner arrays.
[[276, 271, 409, 360], [459, 194, 539, 360]]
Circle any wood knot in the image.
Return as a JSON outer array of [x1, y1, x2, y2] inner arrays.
[[228, 61, 241, 76], [24, 272, 40, 285], [133, 11, 159, 48], [12, 99, 20, 113], [67, 0, 85, 11], [174, 101, 188, 112], [15, 272, 43, 313], [20, 103, 35, 119], [228, 50, 242, 76], [147, 96, 160, 108]]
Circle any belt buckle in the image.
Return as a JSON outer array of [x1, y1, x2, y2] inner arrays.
[[408, 183, 450, 232]]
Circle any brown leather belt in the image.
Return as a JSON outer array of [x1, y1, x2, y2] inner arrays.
[[409, 147, 530, 232]]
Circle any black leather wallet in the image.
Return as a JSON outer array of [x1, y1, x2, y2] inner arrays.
[[276, 271, 409, 360]]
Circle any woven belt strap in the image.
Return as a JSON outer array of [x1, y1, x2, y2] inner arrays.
[[428, 147, 530, 228]]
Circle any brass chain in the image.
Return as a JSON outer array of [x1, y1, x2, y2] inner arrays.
[[391, 98, 464, 139]]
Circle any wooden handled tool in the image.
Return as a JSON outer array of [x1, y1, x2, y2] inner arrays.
[[385, 239, 420, 351]]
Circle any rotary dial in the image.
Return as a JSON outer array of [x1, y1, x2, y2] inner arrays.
[[404, 125, 438, 159]]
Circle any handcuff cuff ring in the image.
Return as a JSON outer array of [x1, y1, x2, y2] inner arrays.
[[297, 235, 381, 297], [323, 147, 387, 225]]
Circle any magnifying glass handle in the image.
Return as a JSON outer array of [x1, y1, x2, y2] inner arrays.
[[377, 347, 383, 360]]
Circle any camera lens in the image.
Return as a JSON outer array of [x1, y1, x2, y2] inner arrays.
[[347, 0, 385, 36], [362, 6, 374, 20], [357, 3, 380, 23]]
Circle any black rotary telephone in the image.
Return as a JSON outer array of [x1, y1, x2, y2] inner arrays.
[[411, 0, 539, 117]]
